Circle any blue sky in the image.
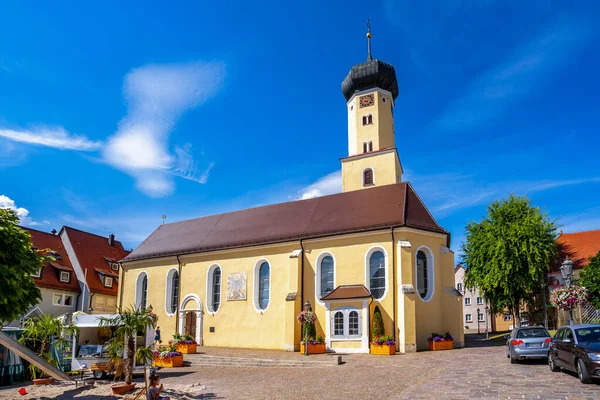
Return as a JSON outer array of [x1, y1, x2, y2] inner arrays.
[[1, 1, 599, 254]]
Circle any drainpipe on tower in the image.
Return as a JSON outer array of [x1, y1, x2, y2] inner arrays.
[[176, 255, 183, 335]]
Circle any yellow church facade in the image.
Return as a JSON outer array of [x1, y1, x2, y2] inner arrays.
[[118, 34, 464, 353]]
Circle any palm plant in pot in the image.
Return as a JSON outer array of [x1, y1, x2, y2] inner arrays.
[[19, 314, 79, 384], [99, 307, 156, 395], [370, 307, 396, 355]]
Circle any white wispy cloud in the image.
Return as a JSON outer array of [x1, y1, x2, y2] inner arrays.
[[102, 61, 226, 197], [558, 206, 600, 233], [435, 20, 592, 131], [297, 171, 342, 200], [0, 127, 102, 151], [0, 194, 49, 227]]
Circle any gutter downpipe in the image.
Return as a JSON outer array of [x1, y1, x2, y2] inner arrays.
[[300, 239, 305, 309], [176, 255, 183, 335], [391, 227, 397, 346], [118, 262, 125, 312]]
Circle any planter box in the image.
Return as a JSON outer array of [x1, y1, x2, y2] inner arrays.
[[428, 340, 454, 351], [153, 354, 184, 368], [299, 343, 326, 354], [175, 343, 197, 354], [111, 383, 136, 395], [370, 344, 396, 355]]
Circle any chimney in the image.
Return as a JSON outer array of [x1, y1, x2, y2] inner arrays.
[[51, 229, 57, 235], [108, 234, 115, 247]]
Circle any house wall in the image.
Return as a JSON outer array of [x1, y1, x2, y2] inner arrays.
[[37, 287, 79, 316], [90, 293, 117, 314]]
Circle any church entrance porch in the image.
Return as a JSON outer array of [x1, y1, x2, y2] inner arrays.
[[322, 285, 371, 353], [179, 294, 203, 346]]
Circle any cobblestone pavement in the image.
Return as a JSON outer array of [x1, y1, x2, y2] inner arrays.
[[152, 342, 600, 400]]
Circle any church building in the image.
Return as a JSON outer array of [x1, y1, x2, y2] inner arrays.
[[118, 30, 464, 353]]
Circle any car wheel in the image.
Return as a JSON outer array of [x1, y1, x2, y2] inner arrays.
[[548, 354, 560, 372], [510, 354, 518, 364], [92, 370, 105, 380], [577, 359, 592, 384]]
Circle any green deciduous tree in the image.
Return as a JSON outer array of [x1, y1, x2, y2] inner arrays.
[[0, 208, 43, 325], [461, 195, 557, 326], [580, 253, 600, 310]]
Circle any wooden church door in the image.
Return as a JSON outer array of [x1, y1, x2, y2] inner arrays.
[[184, 311, 197, 337]]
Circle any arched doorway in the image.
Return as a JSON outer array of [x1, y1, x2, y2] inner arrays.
[[179, 294, 203, 346]]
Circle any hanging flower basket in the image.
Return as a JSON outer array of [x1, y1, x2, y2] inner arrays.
[[427, 332, 454, 351], [550, 286, 589, 310]]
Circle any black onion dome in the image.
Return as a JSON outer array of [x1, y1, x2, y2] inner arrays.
[[341, 59, 399, 102]]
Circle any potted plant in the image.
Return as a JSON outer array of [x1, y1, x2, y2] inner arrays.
[[152, 345, 184, 367], [19, 314, 79, 384], [171, 333, 197, 354], [300, 335, 326, 354], [428, 331, 454, 351], [370, 307, 396, 355], [99, 307, 156, 395]]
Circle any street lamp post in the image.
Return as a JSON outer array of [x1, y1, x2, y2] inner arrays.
[[303, 300, 311, 356], [560, 257, 574, 325], [477, 307, 481, 335], [485, 306, 490, 340]]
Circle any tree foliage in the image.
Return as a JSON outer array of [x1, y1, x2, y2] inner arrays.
[[99, 308, 156, 384], [580, 253, 600, 309], [371, 306, 384, 337], [461, 195, 557, 323], [0, 208, 43, 325]]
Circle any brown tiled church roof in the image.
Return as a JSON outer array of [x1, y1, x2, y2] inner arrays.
[[321, 285, 372, 301], [123, 182, 447, 263]]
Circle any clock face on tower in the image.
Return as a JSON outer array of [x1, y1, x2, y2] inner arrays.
[[359, 94, 374, 108]]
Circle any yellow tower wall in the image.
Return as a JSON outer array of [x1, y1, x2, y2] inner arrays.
[[341, 150, 402, 192], [347, 89, 395, 154]]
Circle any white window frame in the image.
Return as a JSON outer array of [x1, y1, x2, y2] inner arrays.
[[364, 246, 388, 301], [315, 252, 336, 305], [253, 259, 271, 313], [476, 296, 483, 305], [206, 264, 222, 314], [465, 313, 473, 323], [104, 276, 113, 288], [465, 297, 471, 306], [362, 167, 375, 186], [478, 312, 485, 322], [456, 283, 462, 292], [53, 293, 63, 306], [111, 263, 119, 271], [134, 271, 148, 310], [165, 268, 180, 316], [59, 271, 70, 283], [32, 268, 42, 278], [63, 294, 74, 307], [415, 246, 435, 302], [330, 307, 362, 339]]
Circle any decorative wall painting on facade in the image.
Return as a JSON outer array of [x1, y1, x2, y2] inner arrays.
[[227, 272, 247, 301]]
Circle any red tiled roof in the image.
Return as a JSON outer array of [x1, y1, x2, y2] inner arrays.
[[22, 227, 80, 293], [62, 226, 130, 296], [123, 182, 448, 262], [554, 229, 600, 270], [321, 285, 371, 301]]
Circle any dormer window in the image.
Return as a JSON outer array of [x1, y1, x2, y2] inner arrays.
[[104, 276, 113, 288], [110, 263, 119, 271], [59, 271, 70, 283], [32, 268, 42, 278], [362, 115, 373, 125]]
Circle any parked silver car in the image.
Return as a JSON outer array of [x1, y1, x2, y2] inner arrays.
[[506, 326, 552, 363]]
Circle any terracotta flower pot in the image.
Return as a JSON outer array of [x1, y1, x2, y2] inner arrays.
[[111, 383, 136, 395], [175, 343, 197, 354], [299, 343, 326, 354], [370, 344, 396, 355], [428, 340, 454, 351], [33, 378, 55, 385]]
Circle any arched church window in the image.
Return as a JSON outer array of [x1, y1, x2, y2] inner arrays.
[[334, 311, 344, 336], [368, 141, 373, 152], [318, 255, 334, 299], [349, 311, 359, 335], [363, 142, 368, 153], [258, 261, 270, 310], [363, 168, 374, 186], [416, 249, 434, 301], [207, 265, 221, 313], [135, 272, 148, 310], [166, 269, 179, 315], [362, 114, 373, 125], [369, 250, 385, 299]]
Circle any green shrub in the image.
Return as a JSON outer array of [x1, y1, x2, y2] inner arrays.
[[372, 306, 384, 338], [302, 322, 316, 340]]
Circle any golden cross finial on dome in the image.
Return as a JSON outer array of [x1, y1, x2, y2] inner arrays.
[[366, 19, 372, 61]]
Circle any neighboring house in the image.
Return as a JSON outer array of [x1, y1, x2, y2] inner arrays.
[[454, 265, 513, 333], [118, 39, 465, 354], [3, 227, 80, 330], [59, 226, 129, 314]]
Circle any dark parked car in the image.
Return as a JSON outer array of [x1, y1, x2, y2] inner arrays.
[[506, 326, 552, 363], [549, 324, 600, 383]]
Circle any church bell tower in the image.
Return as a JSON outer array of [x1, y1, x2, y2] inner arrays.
[[340, 22, 403, 192]]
